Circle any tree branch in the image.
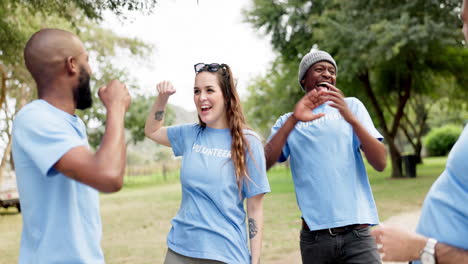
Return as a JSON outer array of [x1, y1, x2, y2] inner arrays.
[[0, 64, 8, 111]]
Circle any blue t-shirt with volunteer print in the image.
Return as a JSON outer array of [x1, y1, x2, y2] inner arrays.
[[414, 125, 468, 257], [270, 97, 383, 230], [166, 124, 270, 264], [12, 100, 104, 264]]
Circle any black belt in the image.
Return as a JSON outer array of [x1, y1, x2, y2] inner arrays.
[[302, 218, 369, 236]]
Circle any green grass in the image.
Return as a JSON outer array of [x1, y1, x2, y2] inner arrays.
[[123, 171, 180, 189], [0, 157, 445, 263]]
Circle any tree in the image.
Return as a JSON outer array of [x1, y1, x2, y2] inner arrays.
[[244, 0, 468, 177], [244, 59, 303, 137], [0, 0, 157, 109], [0, 2, 154, 179]]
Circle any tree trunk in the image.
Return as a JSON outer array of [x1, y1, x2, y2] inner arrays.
[[0, 135, 12, 185], [414, 143, 423, 164], [358, 71, 411, 178], [388, 140, 403, 178], [0, 65, 7, 111]]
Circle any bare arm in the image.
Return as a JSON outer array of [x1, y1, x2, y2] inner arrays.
[[436, 242, 468, 263], [264, 89, 326, 170], [348, 118, 387, 172], [54, 80, 130, 193], [265, 115, 298, 170], [144, 81, 176, 147], [371, 225, 468, 263], [323, 83, 387, 171], [247, 193, 265, 264]]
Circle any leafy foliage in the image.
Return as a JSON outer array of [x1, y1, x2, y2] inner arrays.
[[0, 1, 155, 167], [424, 124, 463, 156], [0, 0, 156, 65], [243, 0, 468, 177]]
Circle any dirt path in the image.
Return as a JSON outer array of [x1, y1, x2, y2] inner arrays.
[[266, 210, 421, 264]]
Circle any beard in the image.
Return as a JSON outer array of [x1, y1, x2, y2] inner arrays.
[[74, 66, 93, 110]]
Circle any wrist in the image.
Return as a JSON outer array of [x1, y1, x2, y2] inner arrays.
[[106, 105, 127, 117], [290, 113, 300, 123], [156, 95, 169, 104], [412, 235, 429, 260]]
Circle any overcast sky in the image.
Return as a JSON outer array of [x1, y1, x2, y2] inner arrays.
[[102, 0, 275, 111]]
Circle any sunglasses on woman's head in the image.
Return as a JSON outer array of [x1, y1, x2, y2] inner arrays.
[[194, 63, 226, 73]]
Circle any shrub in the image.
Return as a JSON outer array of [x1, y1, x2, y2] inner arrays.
[[424, 125, 463, 156]]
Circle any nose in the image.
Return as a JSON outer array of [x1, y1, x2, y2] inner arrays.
[[322, 69, 332, 78], [199, 90, 207, 101]]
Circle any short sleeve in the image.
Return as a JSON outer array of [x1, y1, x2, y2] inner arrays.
[[242, 133, 271, 198], [346, 98, 383, 146], [268, 114, 291, 162], [13, 113, 86, 177], [167, 124, 197, 156]]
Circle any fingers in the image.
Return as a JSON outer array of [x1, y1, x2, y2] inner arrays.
[[370, 227, 384, 244], [98, 85, 107, 99], [304, 89, 327, 107], [302, 112, 325, 121], [157, 80, 176, 95], [322, 83, 344, 96], [98, 80, 131, 110]]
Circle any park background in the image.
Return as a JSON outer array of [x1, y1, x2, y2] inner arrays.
[[1, 0, 467, 263]]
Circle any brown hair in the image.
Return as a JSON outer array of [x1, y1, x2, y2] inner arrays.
[[197, 64, 253, 195]]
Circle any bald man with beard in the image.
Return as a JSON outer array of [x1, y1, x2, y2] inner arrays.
[[11, 28, 131, 263]]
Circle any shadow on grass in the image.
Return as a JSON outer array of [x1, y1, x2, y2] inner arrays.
[[0, 210, 20, 216]]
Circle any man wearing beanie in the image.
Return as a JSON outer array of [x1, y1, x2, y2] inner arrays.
[[265, 48, 387, 263]]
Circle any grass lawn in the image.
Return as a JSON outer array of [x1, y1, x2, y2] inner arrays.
[[0, 157, 446, 263]]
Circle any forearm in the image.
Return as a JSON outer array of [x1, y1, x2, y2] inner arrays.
[[94, 107, 127, 191], [407, 236, 468, 263], [265, 115, 297, 170], [247, 195, 265, 264], [349, 118, 387, 171], [436, 242, 468, 264], [144, 96, 168, 137]]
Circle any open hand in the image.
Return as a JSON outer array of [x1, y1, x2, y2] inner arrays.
[[293, 89, 327, 122]]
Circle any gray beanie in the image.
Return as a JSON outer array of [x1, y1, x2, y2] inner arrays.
[[298, 49, 337, 90]]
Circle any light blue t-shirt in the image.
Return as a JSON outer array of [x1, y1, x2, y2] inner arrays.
[[12, 100, 104, 264], [415, 125, 468, 251], [166, 124, 271, 264], [270, 98, 383, 230]]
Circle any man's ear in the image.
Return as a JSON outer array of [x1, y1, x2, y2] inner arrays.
[[65, 56, 79, 74]]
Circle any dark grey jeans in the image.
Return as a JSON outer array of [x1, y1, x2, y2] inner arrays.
[[300, 227, 381, 264]]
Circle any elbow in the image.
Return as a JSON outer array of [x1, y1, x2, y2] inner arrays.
[[144, 126, 152, 139], [264, 150, 277, 171], [265, 159, 275, 171], [374, 163, 386, 172], [374, 157, 387, 172], [99, 170, 124, 193]]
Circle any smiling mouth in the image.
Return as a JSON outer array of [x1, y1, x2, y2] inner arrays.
[[201, 106, 212, 113], [317, 82, 330, 90]]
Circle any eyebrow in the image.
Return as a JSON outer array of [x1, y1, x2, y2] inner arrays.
[[314, 64, 335, 70], [194, 85, 215, 89]]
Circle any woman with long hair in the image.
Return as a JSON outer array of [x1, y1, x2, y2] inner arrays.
[[145, 63, 270, 264]]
